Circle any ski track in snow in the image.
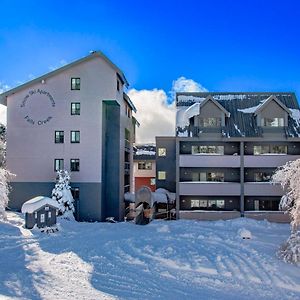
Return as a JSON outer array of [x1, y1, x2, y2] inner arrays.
[[0, 212, 300, 300]]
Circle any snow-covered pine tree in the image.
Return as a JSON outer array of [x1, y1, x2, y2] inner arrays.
[[0, 168, 12, 221], [272, 159, 300, 264], [52, 170, 75, 220]]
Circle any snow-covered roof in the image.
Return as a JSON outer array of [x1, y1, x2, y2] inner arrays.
[[21, 196, 59, 214]]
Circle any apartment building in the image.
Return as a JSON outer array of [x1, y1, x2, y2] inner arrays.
[[133, 144, 156, 192], [0, 51, 137, 222], [156, 92, 300, 222]]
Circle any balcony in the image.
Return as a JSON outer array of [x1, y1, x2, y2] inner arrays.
[[244, 155, 300, 168], [188, 126, 223, 137], [179, 182, 241, 196], [125, 139, 131, 152], [244, 182, 284, 196], [124, 185, 130, 193], [124, 162, 130, 175], [179, 154, 240, 168]]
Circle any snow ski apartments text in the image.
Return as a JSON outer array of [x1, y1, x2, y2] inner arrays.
[[156, 92, 300, 222], [0, 51, 137, 222]]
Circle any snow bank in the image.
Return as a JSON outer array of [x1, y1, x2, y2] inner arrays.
[[21, 196, 59, 214], [135, 150, 156, 156]]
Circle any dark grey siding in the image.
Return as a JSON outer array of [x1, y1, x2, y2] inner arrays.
[[156, 137, 176, 192], [102, 101, 122, 221]]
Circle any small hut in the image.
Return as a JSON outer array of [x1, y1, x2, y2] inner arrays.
[[21, 196, 59, 229]]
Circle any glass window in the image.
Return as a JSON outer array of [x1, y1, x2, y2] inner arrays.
[[40, 214, 45, 223], [192, 172, 200, 181], [138, 162, 152, 170], [150, 178, 156, 185], [71, 102, 80, 115], [191, 200, 200, 208], [192, 145, 224, 155], [71, 187, 80, 200], [158, 171, 166, 180], [71, 78, 80, 90], [158, 148, 166, 157], [262, 117, 284, 127], [207, 172, 224, 182], [199, 117, 221, 127], [54, 159, 64, 172], [71, 131, 80, 143], [254, 172, 272, 182], [254, 145, 287, 155], [55, 131, 64, 143], [199, 200, 208, 208], [117, 80, 120, 91], [48, 211, 51, 218], [70, 159, 80, 172]]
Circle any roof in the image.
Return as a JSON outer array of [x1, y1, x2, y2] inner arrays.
[[123, 92, 137, 113], [0, 50, 129, 106], [21, 196, 59, 214], [134, 144, 156, 160], [176, 92, 300, 138]]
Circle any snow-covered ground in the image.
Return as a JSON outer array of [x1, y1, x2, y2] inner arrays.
[[1, 212, 300, 300]]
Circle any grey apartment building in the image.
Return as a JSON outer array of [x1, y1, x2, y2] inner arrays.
[[156, 92, 300, 222], [0, 51, 137, 222]]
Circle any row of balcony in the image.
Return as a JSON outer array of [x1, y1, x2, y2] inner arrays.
[[179, 182, 284, 196], [179, 154, 300, 168]]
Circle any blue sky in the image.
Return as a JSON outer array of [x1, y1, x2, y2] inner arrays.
[[1, 0, 300, 97]]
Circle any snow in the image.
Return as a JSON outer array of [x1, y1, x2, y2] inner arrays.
[[176, 104, 200, 128], [238, 228, 252, 239], [290, 108, 300, 126], [1, 213, 300, 300], [21, 196, 59, 214], [237, 104, 262, 114], [177, 95, 206, 103], [135, 149, 156, 156]]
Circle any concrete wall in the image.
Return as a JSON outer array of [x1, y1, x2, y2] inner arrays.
[[179, 155, 241, 168], [133, 160, 156, 178], [179, 211, 240, 220]]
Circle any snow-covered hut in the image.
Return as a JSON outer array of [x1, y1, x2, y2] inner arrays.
[[21, 196, 59, 229]]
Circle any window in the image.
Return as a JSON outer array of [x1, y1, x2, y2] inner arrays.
[[254, 172, 272, 182], [254, 145, 287, 155], [54, 159, 64, 172], [71, 131, 80, 143], [208, 200, 225, 209], [71, 187, 80, 200], [55, 131, 64, 143], [191, 200, 200, 208], [71, 102, 80, 115], [192, 145, 224, 155], [40, 214, 45, 223], [253, 199, 279, 211], [48, 211, 51, 218], [158, 148, 166, 157], [158, 171, 166, 180], [71, 78, 80, 90], [262, 117, 284, 127], [199, 117, 221, 127], [192, 172, 224, 182], [117, 80, 120, 91], [138, 162, 152, 170], [70, 159, 80, 172], [150, 178, 156, 185]]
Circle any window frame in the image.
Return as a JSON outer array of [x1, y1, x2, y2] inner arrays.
[[70, 131, 80, 143], [137, 161, 152, 170], [54, 131, 64, 144], [71, 78, 80, 90], [71, 102, 80, 115], [158, 171, 166, 180], [70, 159, 80, 172], [158, 148, 167, 157], [54, 159, 64, 172]]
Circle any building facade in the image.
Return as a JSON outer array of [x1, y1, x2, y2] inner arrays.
[[156, 92, 300, 222], [133, 144, 156, 192], [0, 51, 137, 222]]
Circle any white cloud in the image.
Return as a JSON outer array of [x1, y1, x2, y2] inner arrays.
[[169, 76, 207, 102], [129, 77, 207, 143], [128, 88, 176, 144]]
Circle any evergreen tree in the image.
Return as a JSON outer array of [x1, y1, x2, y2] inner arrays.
[[52, 170, 75, 220]]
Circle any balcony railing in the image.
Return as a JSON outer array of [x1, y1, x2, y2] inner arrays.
[[189, 126, 222, 137], [179, 154, 240, 168], [244, 155, 300, 168], [179, 182, 241, 196], [244, 182, 284, 196]]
